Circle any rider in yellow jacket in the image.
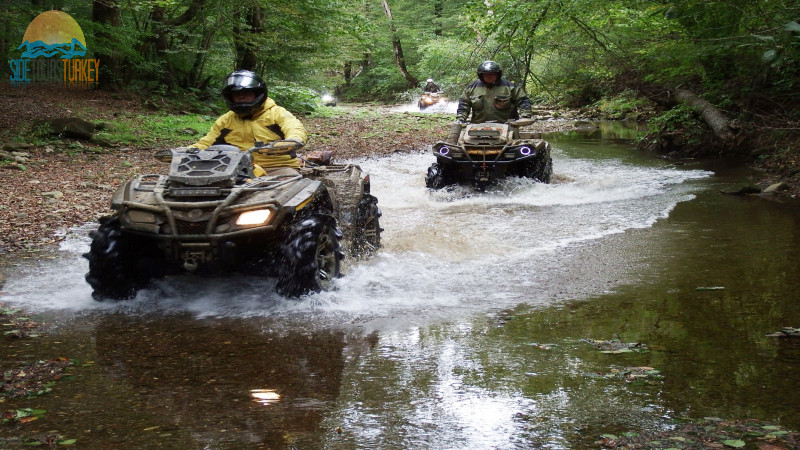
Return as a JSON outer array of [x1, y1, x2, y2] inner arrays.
[[190, 70, 307, 171]]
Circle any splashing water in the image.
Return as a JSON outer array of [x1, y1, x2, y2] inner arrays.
[[0, 144, 712, 322]]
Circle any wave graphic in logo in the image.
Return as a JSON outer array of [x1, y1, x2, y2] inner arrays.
[[18, 10, 87, 59], [18, 38, 86, 59]]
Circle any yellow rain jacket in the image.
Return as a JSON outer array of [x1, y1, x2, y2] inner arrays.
[[190, 98, 307, 168]]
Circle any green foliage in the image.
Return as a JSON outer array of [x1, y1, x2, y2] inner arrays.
[[411, 38, 478, 98], [2, 0, 799, 118], [269, 84, 319, 115], [96, 114, 216, 147], [593, 90, 654, 119], [648, 104, 699, 133], [344, 66, 410, 102]]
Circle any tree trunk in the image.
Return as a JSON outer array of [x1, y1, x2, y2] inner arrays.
[[92, 0, 121, 89], [672, 89, 740, 142], [434, 0, 443, 37], [234, 6, 263, 71], [381, 0, 418, 88], [189, 28, 216, 88]]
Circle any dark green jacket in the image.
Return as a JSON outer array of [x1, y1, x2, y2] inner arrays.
[[456, 79, 532, 123]]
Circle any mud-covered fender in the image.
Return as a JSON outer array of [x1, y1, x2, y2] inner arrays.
[[110, 175, 166, 211], [283, 179, 332, 213]]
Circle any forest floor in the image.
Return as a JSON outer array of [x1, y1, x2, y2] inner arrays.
[[0, 85, 797, 259]]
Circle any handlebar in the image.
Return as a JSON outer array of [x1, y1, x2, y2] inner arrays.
[[249, 139, 304, 156], [155, 140, 305, 162]]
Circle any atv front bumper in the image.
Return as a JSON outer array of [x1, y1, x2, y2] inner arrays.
[[432, 141, 548, 183]]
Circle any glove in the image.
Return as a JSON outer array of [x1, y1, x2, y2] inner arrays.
[[268, 139, 303, 158], [519, 112, 532, 119], [271, 139, 303, 150], [454, 119, 466, 124], [174, 146, 197, 152]]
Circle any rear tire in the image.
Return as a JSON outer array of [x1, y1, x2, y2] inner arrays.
[[276, 213, 344, 297], [352, 194, 382, 259], [83, 217, 162, 301]]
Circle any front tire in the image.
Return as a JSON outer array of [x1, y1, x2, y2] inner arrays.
[[276, 213, 344, 297], [425, 163, 456, 189], [83, 217, 162, 301], [522, 157, 553, 183]]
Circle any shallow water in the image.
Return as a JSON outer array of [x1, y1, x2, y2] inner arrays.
[[1, 124, 798, 449]]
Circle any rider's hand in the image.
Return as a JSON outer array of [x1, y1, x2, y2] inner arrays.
[[271, 139, 303, 150]]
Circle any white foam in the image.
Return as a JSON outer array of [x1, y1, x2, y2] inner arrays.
[[0, 145, 712, 320]]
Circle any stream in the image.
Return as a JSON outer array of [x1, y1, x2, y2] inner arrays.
[[1, 122, 798, 449]]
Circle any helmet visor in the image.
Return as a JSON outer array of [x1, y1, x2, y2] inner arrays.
[[224, 73, 263, 92]]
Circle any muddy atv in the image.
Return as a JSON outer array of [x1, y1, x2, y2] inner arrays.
[[418, 92, 444, 110], [425, 119, 552, 191], [84, 142, 382, 300]]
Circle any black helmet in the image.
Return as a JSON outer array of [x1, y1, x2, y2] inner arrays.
[[476, 60, 502, 83], [221, 70, 267, 115]]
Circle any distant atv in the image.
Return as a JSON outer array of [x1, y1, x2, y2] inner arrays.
[[418, 92, 444, 110], [425, 119, 552, 190], [84, 142, 382, 300]]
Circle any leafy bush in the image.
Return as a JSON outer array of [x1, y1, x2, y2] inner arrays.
[[594, 91, 654, 119], [343, 66, 410, 103], [648, 104, 699, 133], [268, 84, 319, 115]]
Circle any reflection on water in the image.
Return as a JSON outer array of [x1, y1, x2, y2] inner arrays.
[[1, 123, 799, 448]]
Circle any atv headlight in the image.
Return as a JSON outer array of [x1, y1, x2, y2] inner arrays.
[[438, 146, 450, 156], [236, 209, 272, 226], [519, 146, 533, 156], [127, 210, 157, 223]]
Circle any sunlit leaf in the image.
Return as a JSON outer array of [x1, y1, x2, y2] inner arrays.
[[58, 439, 77, 445], [785, 21, 800, 33], [751, 34, 775, 41], [762, 50, 779, 63], [722, 439, 745, 448]]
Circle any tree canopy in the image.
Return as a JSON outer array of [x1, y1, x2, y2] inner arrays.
[[2, 0, 798, 117]]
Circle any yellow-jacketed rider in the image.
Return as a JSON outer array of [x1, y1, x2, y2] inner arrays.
[[189, 70, 307, 173]]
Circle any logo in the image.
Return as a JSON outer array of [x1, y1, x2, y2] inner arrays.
[[9, 10, 99, 89]]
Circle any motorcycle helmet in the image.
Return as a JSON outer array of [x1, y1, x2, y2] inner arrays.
[[427, 78, 434, 83], [221, 70, 267, 115], [477, 60, 502, 83]]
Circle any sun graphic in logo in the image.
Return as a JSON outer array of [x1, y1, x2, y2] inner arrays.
[[18, 10, 86, 59]]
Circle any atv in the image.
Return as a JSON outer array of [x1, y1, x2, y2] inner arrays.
[[425, 119, 552, 191], [84, 142, 381, 300], [418, 92, 444, 110]]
